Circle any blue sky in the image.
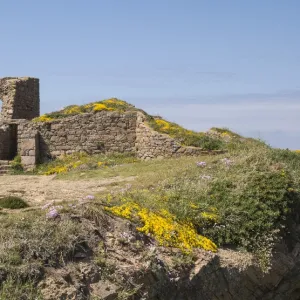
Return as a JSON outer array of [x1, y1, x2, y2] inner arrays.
[[1, 1, 300, 149]]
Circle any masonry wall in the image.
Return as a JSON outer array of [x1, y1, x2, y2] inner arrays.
[[17, 110, 225, 167], [135, 113, 225, 159], [135, 113, 181, 159], [17, 111, 137, 162], [0, 77, 39, 121]]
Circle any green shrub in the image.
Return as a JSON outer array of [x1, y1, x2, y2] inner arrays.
[[147, 117, 225, 149], [10, 155, 23, 172], [105, 143, 300, 271], [0, 196, 29, 209], [0, 277, 42, 300]]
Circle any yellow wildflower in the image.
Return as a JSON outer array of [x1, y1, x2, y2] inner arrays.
[[33, 115, 53, 122], [63, 106, 82, 115], [105, 202, 217, 252]]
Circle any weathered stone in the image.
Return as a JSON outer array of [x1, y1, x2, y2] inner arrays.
[[21, 156, 36, 168], [0, 77, 226, 169], [0, 77, 39, 121]]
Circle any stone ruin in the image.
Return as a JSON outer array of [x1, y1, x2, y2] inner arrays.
[[0, 76, 223, 172], [0, 77, 39, 121], [0, 77, 39, 166]]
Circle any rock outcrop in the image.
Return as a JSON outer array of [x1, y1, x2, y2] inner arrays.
[[37, 214, 300, 300]]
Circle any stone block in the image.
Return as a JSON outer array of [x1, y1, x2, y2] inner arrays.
[[21, 156, 36, 169]]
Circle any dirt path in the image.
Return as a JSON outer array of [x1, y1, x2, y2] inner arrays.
[[0, 175, 135, 206]]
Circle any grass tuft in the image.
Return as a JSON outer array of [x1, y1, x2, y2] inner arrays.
[[0, 196, 29, 209]]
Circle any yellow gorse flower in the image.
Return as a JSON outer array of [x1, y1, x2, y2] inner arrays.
[[31, 98, 134, 122], [105, 202, 217, 252], [63, 105, 83, 115], [93, 103, 109, 111], [32, 115, 53, 122], [44, 165, 68, 175], [201, 211, 219, 223]]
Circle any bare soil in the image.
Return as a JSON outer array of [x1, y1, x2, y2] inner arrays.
[[0, 174, 135, 206]]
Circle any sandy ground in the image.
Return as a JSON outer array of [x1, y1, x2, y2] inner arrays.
[[0, 175, 135, 206]]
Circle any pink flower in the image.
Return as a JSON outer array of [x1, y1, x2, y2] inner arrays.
[[196, 161, 207, 167], [221, 158, 233, 166], [47, 208, 59, 219]]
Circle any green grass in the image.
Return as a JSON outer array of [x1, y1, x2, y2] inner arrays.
[[0, 135, 299, 296], [0, 196, 29, 209], [95, 139, 300, 271], [33, 98, 137, 121], [0, 277, 43, 300], [35, 152, 139, 175], [0, 205, 106, 297]]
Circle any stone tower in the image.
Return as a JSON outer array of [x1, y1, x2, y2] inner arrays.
[[0, 77, 40, 121]]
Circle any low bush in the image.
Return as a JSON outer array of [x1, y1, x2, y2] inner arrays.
[[0, 204, 103, 297], [10, 155, 23, 172], [103, 142, 300, 271], [147, 117, 225, 149], [0, 277, 42, 300], [0, 196, 29, 209]]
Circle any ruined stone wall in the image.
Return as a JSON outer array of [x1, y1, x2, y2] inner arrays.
[[17, 111, 137, 162], [135, 113, 225, 159], [135, 113, 182, 159], [17, 111, 225, 167], [0, 77, 39, 121], [0, 76, 226, 169]]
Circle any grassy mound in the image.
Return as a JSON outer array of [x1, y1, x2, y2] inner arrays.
[[23, 136, 300, 271], [102, 140, 300, 271], [0, 196, 29, 209], [1, 139, 300, 297], [32, 98, 233, 149], [147, 117, 227, 149], [33, 98, 137, 122]]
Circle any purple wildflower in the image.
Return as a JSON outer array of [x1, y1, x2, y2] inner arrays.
[[221, 158, 233, 166], [47, 208, 59, 219], [86, 195, 95, 200], [196, 161, 207, 167]]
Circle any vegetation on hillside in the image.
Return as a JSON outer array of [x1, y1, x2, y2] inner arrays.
[[102, 140, 300, 271], [33, 98, 136, 122], [0, 196, 29, 209], [0, 205, 101, 299], [1, 135, 300, 297], [32, 98, 233, 149], [35, 152, 138, 175], [11, 135, 300, 270]]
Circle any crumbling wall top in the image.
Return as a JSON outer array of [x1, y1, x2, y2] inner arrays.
[[0, 77, 40, 121]]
